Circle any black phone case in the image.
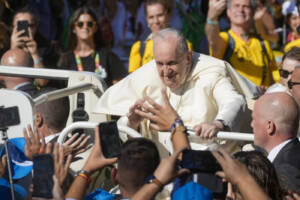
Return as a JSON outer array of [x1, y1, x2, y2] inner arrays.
[[99, 121, 121, 158], [180, 150, 222, 173], [17, 21, 29, 37], [32, 154, 54, 198]]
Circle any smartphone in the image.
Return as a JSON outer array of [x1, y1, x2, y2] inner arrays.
[[32, 154, 54, 198], [180, 150, 222, 173], [17, 20, 29, 37], [99, 121, 121, 158]]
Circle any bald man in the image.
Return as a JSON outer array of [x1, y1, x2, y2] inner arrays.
[[0, 48, 38, 97], [252, 92, 300, 192]]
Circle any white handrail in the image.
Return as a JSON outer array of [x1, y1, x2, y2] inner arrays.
[[34, 83, 95, 105], [58, 122, 254, 144], [187, 129, 254, 141], [57, 122, 142, 144], [0, 65, 97, 80]]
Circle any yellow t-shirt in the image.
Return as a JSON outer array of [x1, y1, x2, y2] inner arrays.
[[128, 38, 193, 73], [284, 38, 300, 53], [210, 30, 277, 86]]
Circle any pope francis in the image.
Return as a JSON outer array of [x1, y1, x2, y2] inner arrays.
[[95, 28, 256, 154]]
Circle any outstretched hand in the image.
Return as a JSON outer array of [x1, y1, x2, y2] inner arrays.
[[127, 99, 146, 130], [207, 0, 227, 21], [135, 89, 178, 131], [23, 125, 52, 160], [82, 127, 117, 174], [63, 133, 92, 157], [193, 120, 224, 140], [53, 143, 72, 186]]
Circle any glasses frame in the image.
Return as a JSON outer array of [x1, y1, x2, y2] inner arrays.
[[279, 69, 293, 78], [288, 80, 300, 89], [76, 21, 96, 29]]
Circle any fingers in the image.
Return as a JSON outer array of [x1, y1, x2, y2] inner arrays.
[[23, 127, 31, 146], [104, 157, 118, 166], [193, 123, 218, 139], [177, 168, 190, 177], [39, 131, 46, 151], [215, 171, 226, 179], [64, 133, 79, 145], [45, 143, 52, 154], [211, 150, 225, 166], [193, 125, 202, 136], [27, 125, 34, 141], [94, 126, 101, 150], [144, 96, 161, 110], [141, 101, 158, 115], [135, 109, 157, 122], [53, 143, 59, 165], [1, 155, 7, 168]]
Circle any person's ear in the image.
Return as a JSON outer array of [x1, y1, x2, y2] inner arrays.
[[35, 113, 43, 128], [111, 167, 119, 185], [266, 120, 276, 136], [186, 51, 193, 67]]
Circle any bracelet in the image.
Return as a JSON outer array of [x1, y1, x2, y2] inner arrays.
[[169, 117, 184, 132], [76, 170, 92, 183], [145, 175, 164, 189], [206, 18, 218, 25], [33, 57, 43, 65], [152, 177, 164, 188]]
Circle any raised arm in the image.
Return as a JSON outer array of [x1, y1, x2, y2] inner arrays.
[[205, 0, 227, 57], [65, 127, 117, 199]]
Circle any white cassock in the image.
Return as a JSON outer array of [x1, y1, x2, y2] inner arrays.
[[94, 53, 260, 156]]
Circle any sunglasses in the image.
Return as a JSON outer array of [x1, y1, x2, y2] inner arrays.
[[76, 21, 95, 28], [288, 80, 300, 89], [279, 69, 293, 78]]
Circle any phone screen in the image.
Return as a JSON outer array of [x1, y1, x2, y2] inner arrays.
[[99, 121, 121, 158], [180, 150, 222, 173], [32, 154, 54, 198], [17, 20, 29, 37]]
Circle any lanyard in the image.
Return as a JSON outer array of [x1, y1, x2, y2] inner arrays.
[[74, 50, 100, 72]]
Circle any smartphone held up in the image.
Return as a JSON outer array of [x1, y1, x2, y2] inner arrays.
[[17, 20, 29, 37], [98, 121, 121, 158]]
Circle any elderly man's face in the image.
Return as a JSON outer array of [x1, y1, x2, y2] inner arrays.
[[153, 38, 191, 90], [227, 0, 252, 26]]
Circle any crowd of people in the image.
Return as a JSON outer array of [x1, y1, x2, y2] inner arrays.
[[0, 0, 300, 199]]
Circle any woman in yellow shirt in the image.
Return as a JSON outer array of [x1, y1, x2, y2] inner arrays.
[[128, 0, 192, 73]]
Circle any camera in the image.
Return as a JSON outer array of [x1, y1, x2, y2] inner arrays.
[[0, 106, 20, 128]]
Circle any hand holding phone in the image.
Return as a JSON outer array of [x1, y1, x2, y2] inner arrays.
[[99, 121, 121, 158], [180, 150, 221, 173], [32, 154, 54, 198], [17, 20, 29, 37]]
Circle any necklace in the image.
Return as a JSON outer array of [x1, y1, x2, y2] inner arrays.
[[74, 50, 100, 72]]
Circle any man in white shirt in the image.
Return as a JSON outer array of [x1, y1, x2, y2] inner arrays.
[[251, 92, 300, 192], [96, 28, 256, 154]]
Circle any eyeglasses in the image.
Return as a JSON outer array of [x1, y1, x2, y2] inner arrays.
[[288, 80, 300, 89], [76, 21, 95, 28], [279, 69, 293, 78]]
